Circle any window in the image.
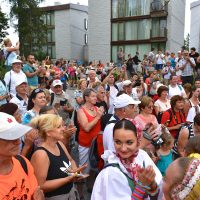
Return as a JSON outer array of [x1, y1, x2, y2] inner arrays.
[[112, 23, 118, 41], [112, 44, 151, 62], [84, 18, 88, 30], [112, 19, 151, 41], [46, 12, 55, 26], [118, 0, 125, 17], [118, 23, 125, 40], [151, 18, 167, 37], [85, 34, 88, 44], [47, 29, 55, 42], [112, 0, 118, 18]]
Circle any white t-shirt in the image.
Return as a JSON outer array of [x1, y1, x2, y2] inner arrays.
[[10, 95, 28, 116], [168, 84, 186, 99], [103, 116, 116, 152], [154, 99, 171, 112], [156, 54, 164, 64], [175, 57, 183, 76], [4, 70, 27, 97]]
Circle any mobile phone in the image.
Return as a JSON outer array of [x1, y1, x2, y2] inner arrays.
[[60, 99, 67, 106]]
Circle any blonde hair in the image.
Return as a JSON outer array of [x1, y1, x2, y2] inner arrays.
[[3, 38, 11, 46], [30, 114, 62, 139], [139, 96, 153, 110], [77, 78, 86, 89]]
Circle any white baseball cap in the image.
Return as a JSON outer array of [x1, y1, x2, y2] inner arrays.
[[0, 112, 32, 140], [52, 79, 63, 87], [123, 80, 132, 87], [11, 59, 22, 65], [15, 79, 27, 88], [113, 94, 141, 108]]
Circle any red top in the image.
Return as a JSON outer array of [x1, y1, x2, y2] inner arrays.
[[161, 109, 186, 138], [78, 106, 101, 147]]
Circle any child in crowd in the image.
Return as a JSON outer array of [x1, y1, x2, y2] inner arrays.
[[156, 126, 174, 176]]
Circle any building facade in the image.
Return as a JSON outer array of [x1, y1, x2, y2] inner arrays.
[[41, 3, 88, 60], [88, 0, 185, 63], [190, 0, 200, 53]]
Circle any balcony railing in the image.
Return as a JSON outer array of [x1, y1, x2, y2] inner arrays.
[[150, 1, 168, 17]]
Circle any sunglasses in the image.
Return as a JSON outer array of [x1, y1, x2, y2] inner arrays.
[[34, 88, 44, 94]]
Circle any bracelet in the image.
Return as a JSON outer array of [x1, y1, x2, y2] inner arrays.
[[131, 184, 146, 200], [136, 181, 151, 191]]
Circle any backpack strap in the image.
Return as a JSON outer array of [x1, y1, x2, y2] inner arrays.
[[8, 71, 11, 93], [5, 51, 11, 60], [104, 163, 135, 192], [114, 84, 119, 91], [15, 155, 28, 175]]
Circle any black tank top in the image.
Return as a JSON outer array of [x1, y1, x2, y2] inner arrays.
[[35, 142, 73, 197]]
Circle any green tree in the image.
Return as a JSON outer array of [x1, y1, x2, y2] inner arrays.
[[0, 9, 9, 43], [8, 0, 47, 58], [184, 33, 190, 51]]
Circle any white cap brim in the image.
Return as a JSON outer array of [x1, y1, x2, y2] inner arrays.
[[0, 124, 32, 140]]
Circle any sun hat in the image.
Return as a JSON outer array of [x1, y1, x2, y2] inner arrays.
[[52, 79, 63, 87], [113, 93, 141, 108], [122, 80, 132, 87], [11, 59, 22, 65], [0, 112, 32, 140]]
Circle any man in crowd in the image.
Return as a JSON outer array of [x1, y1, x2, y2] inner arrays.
[[103, 93, 140, 152], [181, 50, 196, 85], [9, 79, 29, 116], [23, 55, 41, 91], [50, 79, 74, 125], [4, 58, 27, 97], [168, 75, 186, 99]]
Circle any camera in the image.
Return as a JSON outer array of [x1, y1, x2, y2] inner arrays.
[[60, 99, 67, 106]]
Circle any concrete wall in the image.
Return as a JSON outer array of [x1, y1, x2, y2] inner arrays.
[[190, 0, 200, 52], [166, 0, 185, 52], [88, 0, 111, 63], [70, 9, 88, 61], [55, 10, 71, 59]]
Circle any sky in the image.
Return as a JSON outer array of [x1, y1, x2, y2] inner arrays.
[[0, 0, 197, 44]]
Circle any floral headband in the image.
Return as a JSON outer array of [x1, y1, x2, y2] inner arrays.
[[171, 159, 200, 199], [125, 118, 142, 142]]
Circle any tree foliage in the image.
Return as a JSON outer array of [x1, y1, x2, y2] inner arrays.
[[8, 0, 47, 57], [184, 33, 190, 51], [0, 9, 9, 43]]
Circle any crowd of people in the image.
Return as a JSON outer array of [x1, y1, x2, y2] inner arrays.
[[1, 37, 200, 200]]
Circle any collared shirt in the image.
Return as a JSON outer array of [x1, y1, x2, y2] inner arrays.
[[182, 57, 195, 76], [10, 94, 28, 116]]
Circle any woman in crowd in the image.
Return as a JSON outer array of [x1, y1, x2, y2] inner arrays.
[[154, 86, 171, 117], [77, 88, 103, 199], [161, 95, 186, 138], [3, 38, 20, 69], [74, 78, 87, 110], [30, 114, 86, 199], [0, 102, 21, 122], [22, 88, 46, 124], [163, 157, 200, 199], [135, 96, 159, 130], [184, 86, 200, 123], [91, 119, 162, 200]]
